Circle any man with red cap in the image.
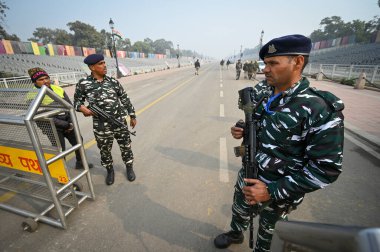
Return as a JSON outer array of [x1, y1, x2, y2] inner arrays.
[[28, 67, 93, 170]]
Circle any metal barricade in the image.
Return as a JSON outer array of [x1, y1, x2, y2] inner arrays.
[[0, 86, 95, 231]]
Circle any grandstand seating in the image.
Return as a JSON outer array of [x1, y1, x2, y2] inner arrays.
[[310, 43, 380, 65], [0, 54, 186, 77]]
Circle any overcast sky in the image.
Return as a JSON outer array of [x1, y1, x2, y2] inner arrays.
[[4, 0, 379, 58]]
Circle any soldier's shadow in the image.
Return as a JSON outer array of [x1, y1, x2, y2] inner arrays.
[[108, 184, 233, 251]]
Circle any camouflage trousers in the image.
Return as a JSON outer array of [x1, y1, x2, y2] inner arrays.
[[230, 168, 289, 252], [93, 122, 133, 170]]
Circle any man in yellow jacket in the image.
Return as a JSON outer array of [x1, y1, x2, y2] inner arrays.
[[27, 67, 93, 169]]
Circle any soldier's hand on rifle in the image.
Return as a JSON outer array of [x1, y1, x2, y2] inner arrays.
[[130, 118, 137, 129], [242, 178, 271, 205], [80, 105, 94, 117], [231, 126, 244, 139]]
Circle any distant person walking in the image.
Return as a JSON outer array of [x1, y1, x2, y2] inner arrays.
[[235, 59, 242, 80], [194, 59, 200, 75], [27, 67, 93, 170], [226, 59, 231, 69], [220, 59, 225, 69]]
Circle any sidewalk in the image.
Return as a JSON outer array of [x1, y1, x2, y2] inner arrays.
[[309, 79, 380, 148]]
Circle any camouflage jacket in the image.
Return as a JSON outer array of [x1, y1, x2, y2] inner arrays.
[[73, 75, 136, 120], [247, 77, 344, 204]]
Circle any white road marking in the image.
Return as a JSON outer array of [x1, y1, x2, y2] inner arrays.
[[220, 104, 225, 117], [220, 91, 224, 97], [220, 84, 223, 88], [219, 137, 229, 182]]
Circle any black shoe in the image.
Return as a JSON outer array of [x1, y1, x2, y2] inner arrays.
[[214, 230, 244, 249], [106, 169, 114, 185], [75, 161, 93, 169], [126, 164, 136, 182]]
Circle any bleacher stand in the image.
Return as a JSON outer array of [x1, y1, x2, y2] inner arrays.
[[0, 54, 186, 78], [310, 43, 380, 65]]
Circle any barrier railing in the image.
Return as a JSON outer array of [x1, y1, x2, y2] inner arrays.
[[305, 64, 380, 86], [0, 86, 95, 231]]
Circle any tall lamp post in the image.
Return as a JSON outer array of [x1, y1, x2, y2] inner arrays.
[[109, 18, 122, 78], [259, 30, 264, 59], [177, 44, 181, 68]]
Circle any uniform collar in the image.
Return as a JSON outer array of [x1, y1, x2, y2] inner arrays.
[[282, 77, 310, 97], [88, 74, 110, 83], [267, 77, 309, 98]]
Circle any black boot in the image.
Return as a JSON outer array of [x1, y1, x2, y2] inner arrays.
[[214, 230, 244, 249], [106, 168, 114, 185], [75, 161, 94, 170], [126, 163, 136, 182]]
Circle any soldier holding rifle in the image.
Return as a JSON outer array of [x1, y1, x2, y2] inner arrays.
[[214, 35, 344, 251], [74, 54, 137, 186]]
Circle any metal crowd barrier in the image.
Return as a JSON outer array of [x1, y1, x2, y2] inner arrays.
[[274, 220, 380, 252], [0, 86, 95, 231]]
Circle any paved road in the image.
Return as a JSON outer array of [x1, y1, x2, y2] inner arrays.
[[0, 64, 379, 251]]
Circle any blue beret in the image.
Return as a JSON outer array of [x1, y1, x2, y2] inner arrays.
[[84, 54, 104, 65], [259, 34, 311, 60]]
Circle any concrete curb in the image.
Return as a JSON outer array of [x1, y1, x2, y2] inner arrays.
[[345, 122, 380, 149]]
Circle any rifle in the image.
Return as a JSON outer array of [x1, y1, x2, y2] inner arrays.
[[234, 87, 266, 249], [88, 103, 136, 136]]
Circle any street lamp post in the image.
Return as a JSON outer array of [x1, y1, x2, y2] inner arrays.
[[109, 18, 122, 78], [259, 30, 264, 59], [177, 44, 180, 68]]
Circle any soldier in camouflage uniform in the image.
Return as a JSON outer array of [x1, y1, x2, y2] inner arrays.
[[214, 35, 344, 252], [73, 54, 137, 185], [247, 60, 259, 80]]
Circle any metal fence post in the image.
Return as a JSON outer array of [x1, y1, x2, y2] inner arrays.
[[348, 65, 353, 79], [332, 64, 336, 79], [371, 65, 378, 84]]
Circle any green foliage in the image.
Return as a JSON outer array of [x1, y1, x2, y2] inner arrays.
[[131, 41, 153, 55], [67, 21, 103, 48], [152, 39, 173, 54], [29, 27, 72, 44], [340, 78, 355, 86], [310, 15, 380, 43], [0, 0, 8, 24], [0, 1, 20, 41], [26, 19, 199, 56]]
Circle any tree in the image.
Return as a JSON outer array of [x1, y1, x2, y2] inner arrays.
[[310, 15, 380, 43], [67, 21, 103, 48], [117, 38, 132, 51], [54, 29, 72, 45], [152, 39, 173, 54], [0, 1, 20, 40], [0, 0, 7, 25], [131, 41, 153, 54], [30, 27, 55, 44], [143, 38, 153, 48], [29, 28, 72, 44]]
